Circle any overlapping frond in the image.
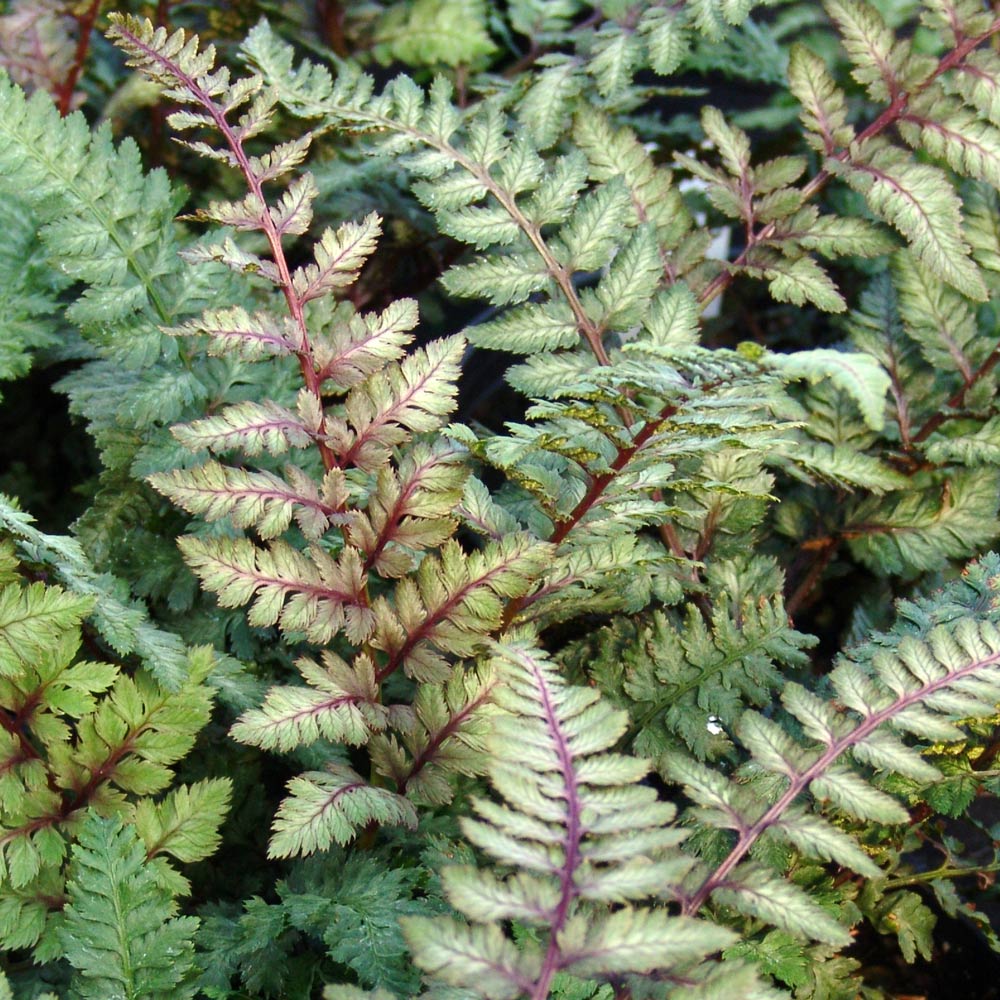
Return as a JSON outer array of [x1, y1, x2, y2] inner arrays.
[[105, 17, 557, 856], [60, 815, 199, 1000], [668, 553, 1000, 945], [402, 633, 748, 998], [0, 532, 227, 963], [582, 591, 815, 761]]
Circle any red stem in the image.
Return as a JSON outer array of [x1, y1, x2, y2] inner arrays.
[[911, 341, 1000, 444], [696, 17, 1000, 309], [526, 654, 583, 1000], [116, 24, 339, 472], [500, 393, 692, 629], [55, 0, 102, 116], [681, 646, 1000, 918]]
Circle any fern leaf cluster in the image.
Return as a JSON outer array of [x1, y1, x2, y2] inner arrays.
[[3, 1, 1000, 997], [0, 531, 227, 982], [105, 14, 554, 855], [394, 555, 1000, 998], [400, 632, 749, 1000]]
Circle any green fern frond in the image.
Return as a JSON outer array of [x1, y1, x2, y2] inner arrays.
[[0, 532, 227, 963], [0, 74, 179, 331], [668, 552, 1000, 943], [845, 470, 1000, 575], [132, 778, 232, 869], [0, 496, 198, 690], [60, 814, 199, 1000], [0, 576, 92, 679], [580, 592, 815, 760], [0, 197, 66, 392]]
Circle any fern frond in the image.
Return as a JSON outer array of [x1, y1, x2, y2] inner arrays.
[[788, 43, 855, 155], [899, 95, 1000, 188], [0, 0, 75, 102], [845, 470, 1000, 574], [150, 462, 343, 540], [348, 440, 467, 576], [826, 0, 925, 102], [165, 306, 297, 361], [0, 496, 195, 690], [313, 298, 419, 390], [172, 400, 317, 457], [333, 335, 465, 471], [370, 664, 497, 805], [404, 632, 737, 997], [949, 49, 1000, 125], [269, 764, 418, 857], [0, 197, 66, 392], [582, 593, 814, 760], [0, 533, 228, 962], [60, 814, 198, 1000], [670, 553, 1000, 942], [0, 75, 179, 330], [0, 577, 92, 678], [177, 536, 372, 644], [229, 651, 387, 752], [764, 347, 891, 431], [835, 139, 986, 299], [370, 533, 552, 683], [892, 250, 985, 381], [292, 213, 382, 303], [132, 778, 232, 866]]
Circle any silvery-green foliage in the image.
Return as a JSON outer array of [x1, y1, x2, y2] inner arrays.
[[3, 2, 1000, 998]]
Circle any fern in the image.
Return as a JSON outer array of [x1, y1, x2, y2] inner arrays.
[[60, 813, 199, 1000], [399, 632, 756, 1000], [572, 585, 815, 760], [105, 15, 550, 855], [669, 553, 1000, 946], [395, 554, 1000, 999], [0, 530, 228, 969], [2, 3, 1000, 997]]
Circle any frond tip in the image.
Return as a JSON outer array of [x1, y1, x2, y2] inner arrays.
[[60, 814, 199, 1000], [268, 763, 418, 857]]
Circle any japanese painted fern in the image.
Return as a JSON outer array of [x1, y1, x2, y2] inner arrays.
[[3, 1, 1000, 998]]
